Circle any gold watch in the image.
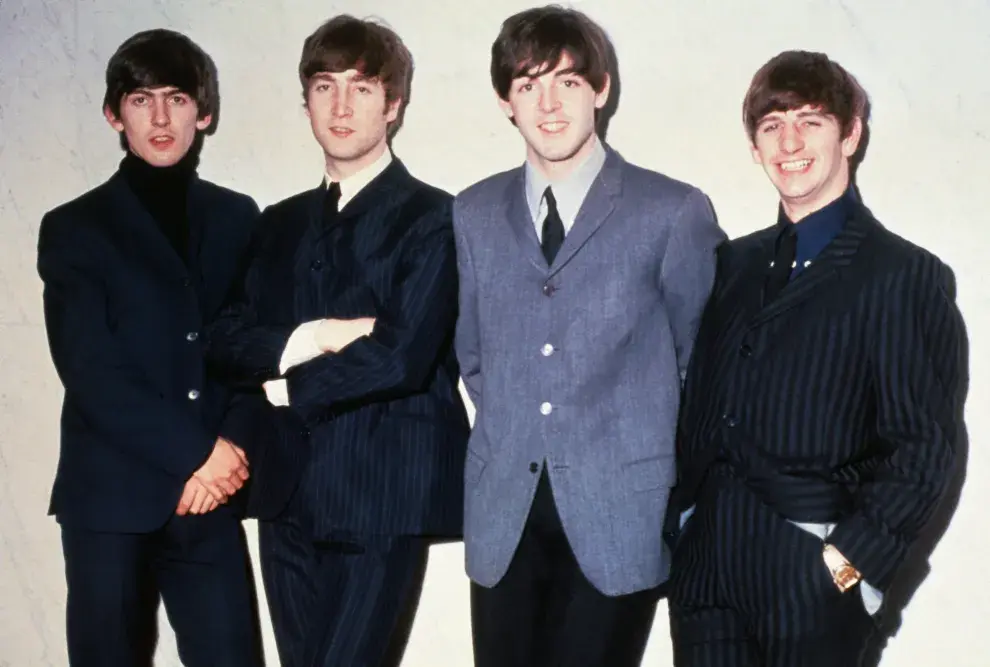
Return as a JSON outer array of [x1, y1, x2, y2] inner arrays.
[[822, 543, 862, 592]]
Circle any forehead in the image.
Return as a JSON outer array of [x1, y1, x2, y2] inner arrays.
[[517, 51, 579, 79], [758, 104, 833, 122], [309, 69, 380, 84]]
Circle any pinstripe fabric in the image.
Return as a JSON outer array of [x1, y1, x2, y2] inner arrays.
[[667, 200, 967, 664], [259, 518, 427, 667], [206, 160, 469, 537]]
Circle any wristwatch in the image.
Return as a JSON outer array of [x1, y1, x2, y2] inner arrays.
[[822, 543, 862, 592]]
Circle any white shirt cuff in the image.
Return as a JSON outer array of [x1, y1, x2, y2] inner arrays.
[[279, 320, 324, 375], [263, 379, 289, 407]]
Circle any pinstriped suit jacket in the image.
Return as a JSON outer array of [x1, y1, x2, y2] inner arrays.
[[206, 160, 469, 537], [454, 147, 725, 596], [669, 199, 967, 614]]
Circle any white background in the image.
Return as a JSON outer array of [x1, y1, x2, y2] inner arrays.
[[1, 1, 987, 665]]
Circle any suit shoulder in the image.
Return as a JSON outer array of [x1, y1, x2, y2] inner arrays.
[[455, 168, 518, 210], [263, 188, 319, 218], [405, 177, 453, 209], [620, 161, 706, 204], [864, 214, 955, 292], [195, 179, 258, 212]]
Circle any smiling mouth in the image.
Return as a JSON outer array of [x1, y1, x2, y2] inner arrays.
[[779, 159, 813, 172], [329, 127, 354, 136], [539, 121, 568, 134]]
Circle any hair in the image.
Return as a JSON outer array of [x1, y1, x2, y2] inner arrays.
[[104, 29, 220, 150], [490, 5, 611, 101], [742, 50, 870, 144], [298, 15, 413, 138]]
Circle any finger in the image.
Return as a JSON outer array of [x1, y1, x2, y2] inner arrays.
[[201, 481, 229, 504], [231, 445, 249, 466], [176, 484, 196, 515], [191, 485, 214, 514], [217, 478, 238, 496]]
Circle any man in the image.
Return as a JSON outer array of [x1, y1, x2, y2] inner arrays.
[[37, 29, 263, 667], [667, 50, 968, 666], [205, 15, 469, 667], [453, 6, 724, 666]]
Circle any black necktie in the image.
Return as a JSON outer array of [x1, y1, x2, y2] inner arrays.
[[764, 224, 797, 304], [541, 186, 564, 265], [324, 181, 341, 222]]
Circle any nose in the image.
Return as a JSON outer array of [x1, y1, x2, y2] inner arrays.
[[151, 98, 169, 128], [779, 122, 804, 153], [331, 89, 352, 119], [539, 85, 561, 114]]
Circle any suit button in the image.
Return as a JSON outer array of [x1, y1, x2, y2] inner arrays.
[[739, 344, 752, 358], [187, 389, 200, 400], [540, 402, 553, 415], [541, 343, 555, 357], [542, 282, 556, 297], [529, 462, 539, 473], [310, 260, 323, 270], [722, 413, 738, 428], [182, 278, 191, 287], [186, 331, 199, 342]]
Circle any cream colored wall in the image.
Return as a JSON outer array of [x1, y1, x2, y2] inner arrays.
[[1, 1, 987, 665]]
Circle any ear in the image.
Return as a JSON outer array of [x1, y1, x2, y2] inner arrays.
[[750, 139, 763, 164], [384, 97, 401, 124], [593, 73, 611, 110], [496, 90, 514, 120], [195, 114, 213, 131], [841, 117, 863, 158], [104, 105, 125, 132]]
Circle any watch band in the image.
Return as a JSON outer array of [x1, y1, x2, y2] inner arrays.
[[822, 543, 862, 592]]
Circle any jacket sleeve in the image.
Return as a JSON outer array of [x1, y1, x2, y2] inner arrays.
[[452, 197, 482, 409], [284, 198, 459, 423], [659, 189, 726, 380], [37, 213, 213, 479], [205, 205, 296, 387], [827, 255, 967, 591]]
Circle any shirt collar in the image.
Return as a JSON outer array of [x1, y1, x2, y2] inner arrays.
[[524, 137, 607, 226], [776, 185, 856, 267], [324, 147, 393, 209]]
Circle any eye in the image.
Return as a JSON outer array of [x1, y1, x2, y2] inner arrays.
[[356, 86, 372, 94], [562, 79, 580, 88], [760, 122, 779, 133], [314, 83, 330, 92], [802, 119, 822, 127], [170, 95, 186, 105], [131, 95, 147, 105], [519, 83, 534, 93]]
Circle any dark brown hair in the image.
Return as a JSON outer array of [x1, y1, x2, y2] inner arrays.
[[299, 15, 413, 137], [103, 29, 219, 149], [490, 5, 610, 100], [743, 50, 869, 143]]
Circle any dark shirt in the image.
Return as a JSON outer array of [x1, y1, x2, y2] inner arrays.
[[776, 186, 857, 278], [119, 150, 197, 264]]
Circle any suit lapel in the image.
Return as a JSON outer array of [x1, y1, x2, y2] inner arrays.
[[106, 172, 188, 281], [748, 204, 874, 328], [548, 148, 621, 274], [503, 169, 548, 272]]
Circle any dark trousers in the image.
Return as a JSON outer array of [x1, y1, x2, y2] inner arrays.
[[471, 470, 659, 667], [60, 509, 262, 667], [670, 596, 878, 666], [259, 518, 429, 667]]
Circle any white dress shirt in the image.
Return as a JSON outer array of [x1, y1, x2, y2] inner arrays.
[[524, 137, 606, 237]]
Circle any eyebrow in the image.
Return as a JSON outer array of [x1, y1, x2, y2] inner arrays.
[[310, 72, 377, 84], [129, 87, 185, 97]]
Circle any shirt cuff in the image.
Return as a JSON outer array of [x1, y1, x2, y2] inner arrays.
[[264, 379, 289, 407], [279, 320, 324, 375]]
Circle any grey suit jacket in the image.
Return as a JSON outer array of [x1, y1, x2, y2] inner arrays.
[[453, 146, 725, 596]]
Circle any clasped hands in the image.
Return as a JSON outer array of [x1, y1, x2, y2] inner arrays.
[[312, 316, 376, 355], [176, 437, 249, 515]]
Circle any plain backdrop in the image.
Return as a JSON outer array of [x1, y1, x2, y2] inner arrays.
[[1, 1, 987, 665]]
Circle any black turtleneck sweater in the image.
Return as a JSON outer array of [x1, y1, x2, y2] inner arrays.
[[119, 150, 198, 265]]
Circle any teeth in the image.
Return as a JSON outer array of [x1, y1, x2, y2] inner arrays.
[[781, 159, 811, 171], [541, 122, 566, 132]]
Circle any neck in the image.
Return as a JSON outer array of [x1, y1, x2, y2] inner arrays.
[[325, 140, 388, 182], [528, 132, 599, 182], [781, 173, 851, 223]]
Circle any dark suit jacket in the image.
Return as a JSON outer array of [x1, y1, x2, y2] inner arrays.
[[37, 171, 260, 533], [206, 159, 469, 538], [669, 199, 967, 607]]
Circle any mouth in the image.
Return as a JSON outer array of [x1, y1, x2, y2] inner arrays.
[[538, 121, 569, 134], [149, 135, 175, 149], [329, 127, 354, 137], [778, 158, 813, 173]]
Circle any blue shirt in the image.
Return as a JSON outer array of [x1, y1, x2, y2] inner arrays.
[[777, 186, 857, 278]]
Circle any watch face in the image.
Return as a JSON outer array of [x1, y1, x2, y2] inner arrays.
[[834, 566, 861, 592]]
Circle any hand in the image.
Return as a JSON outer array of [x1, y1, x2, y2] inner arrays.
[[192, 437, 250, 503], [176, 477, 220, 515], [315, 317, 376, 353]]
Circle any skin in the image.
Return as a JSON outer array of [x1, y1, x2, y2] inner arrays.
[[104, 86, 211, 167], [750, 104, 863, 222], [497, 51, 610, 180]]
